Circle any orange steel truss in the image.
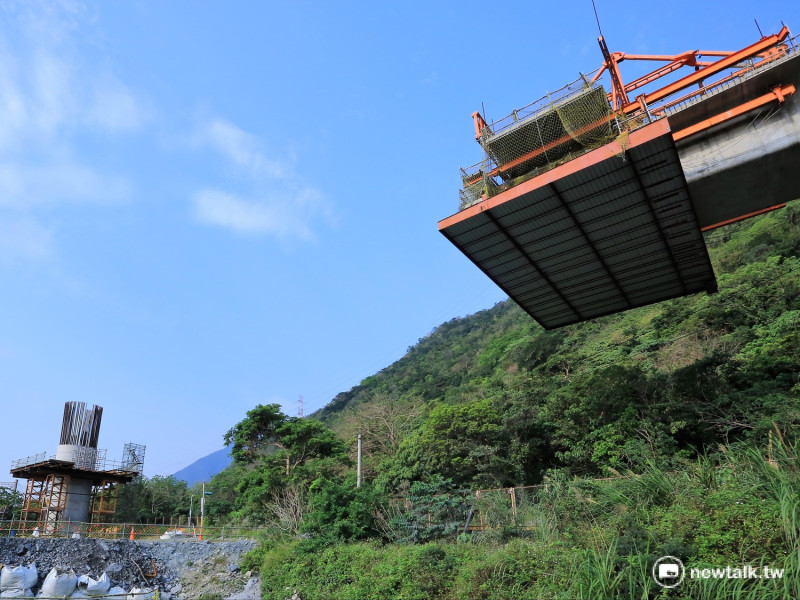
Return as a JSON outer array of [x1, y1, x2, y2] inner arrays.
[[465, 25, 797, 209], [90, 480, 121, 522], [19, 474, 70, 527], [19, 479, 45, 522], [590, 25, 792, 114], [470, 25, 795, 159], [18, 476, 126, 526], [450, 24, 799, 328]]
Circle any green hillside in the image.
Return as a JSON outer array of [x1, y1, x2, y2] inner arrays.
[[315, 201, 800, 490]]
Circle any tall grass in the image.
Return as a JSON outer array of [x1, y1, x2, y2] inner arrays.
[[621, 551, 655, 600], [256, 438, 800, 599], [570, 540, 625, 600], [683, 573, 784, 600], [558, 439, 798, 599], [737, 434, 800, 547]]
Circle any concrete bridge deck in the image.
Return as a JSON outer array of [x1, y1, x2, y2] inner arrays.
[[674, 50, 800, 229]]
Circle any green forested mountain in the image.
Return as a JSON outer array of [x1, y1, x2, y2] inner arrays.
[[315, 201, 800, 490]]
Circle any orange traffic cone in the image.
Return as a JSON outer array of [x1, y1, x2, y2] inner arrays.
[[129, 527, 136, 540]]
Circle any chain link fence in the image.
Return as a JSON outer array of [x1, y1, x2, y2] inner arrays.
[[0, 520, 263, 541]]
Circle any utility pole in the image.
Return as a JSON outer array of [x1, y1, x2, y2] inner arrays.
[[199, 484, 212, 541], [357, 434, 362, 488]]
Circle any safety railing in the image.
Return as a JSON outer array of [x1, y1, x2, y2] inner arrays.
[[662, 34, 800, 118], [10, 452, 142, 475], [10, 452, 49, 470], [479, 76, 597, 138]]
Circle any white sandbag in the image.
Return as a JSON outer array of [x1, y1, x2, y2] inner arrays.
[[39, 567, 78, 598], [102, 587, 128, 599], [126, 588, 156, 600], [24, 564, 37, 590], [2, 589, 34, 598], [1, 565, 24, 591], [1, 564, 37, 591], [77, 574, 111, 596], [69, 591, 89, 599]]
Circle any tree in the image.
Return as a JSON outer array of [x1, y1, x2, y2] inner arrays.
[[387, 398, 519, 489], [225, 405, 347, 473], [114, 476, 147, 523], [203, 463, 247, 524], [224, 404, 286, 464], [145, 476, 189, 522], [0, 485, 22, 520], [300, 475, 384, 549], [342, 394, 421, 459], [223, 406, 350, 525], [390, 476, 472, 543], [230, 462, 288, 525], [275, 417, 348, 471], [113, 475, 190, 523]]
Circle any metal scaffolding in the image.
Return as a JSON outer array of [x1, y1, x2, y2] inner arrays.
[[90, 480, 122, 522], [19, 474, 70, 533]]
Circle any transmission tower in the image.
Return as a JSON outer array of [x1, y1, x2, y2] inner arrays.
[[298, 395, 304, 418]]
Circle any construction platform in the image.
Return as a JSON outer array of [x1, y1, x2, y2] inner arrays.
[[441, 26, 800, 329], [11, 426, 145, 527], [440, 119, 716, 329], [10, 458, 139, 484], [11, 457, 140, 526]]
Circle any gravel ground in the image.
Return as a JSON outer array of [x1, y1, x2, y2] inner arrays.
[[0, 538, 259, 599]]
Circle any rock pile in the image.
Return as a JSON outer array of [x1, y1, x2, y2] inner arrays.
[[0, 539, 258, 599]]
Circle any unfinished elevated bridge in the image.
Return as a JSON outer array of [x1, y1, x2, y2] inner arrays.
[[439, 25, 800, 329]]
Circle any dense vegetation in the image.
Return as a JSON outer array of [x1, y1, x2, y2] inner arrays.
[[317, 202, 800, 489], [121, 202, 800, 597], [251, 439, 800, 598]]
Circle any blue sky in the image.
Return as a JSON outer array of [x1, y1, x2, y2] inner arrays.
[[1, 0, 797, 477]]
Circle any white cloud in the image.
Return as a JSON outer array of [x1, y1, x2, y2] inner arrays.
[[0, 216, 54, 262], [201, 119, 287, 179], [0, 1, 144, 261], [4, 1, 87, 48], [30, 50, 73, 135], [191, 119, 332, 241], [194, 187, 328, 240], [0, 4, 145, 149], [0, 162, 130, 208], [194, 189, 296, 237], [86, 77, 145, 133]]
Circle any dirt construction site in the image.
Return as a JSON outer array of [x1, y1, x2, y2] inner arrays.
[[0, 537, 260, 599]]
